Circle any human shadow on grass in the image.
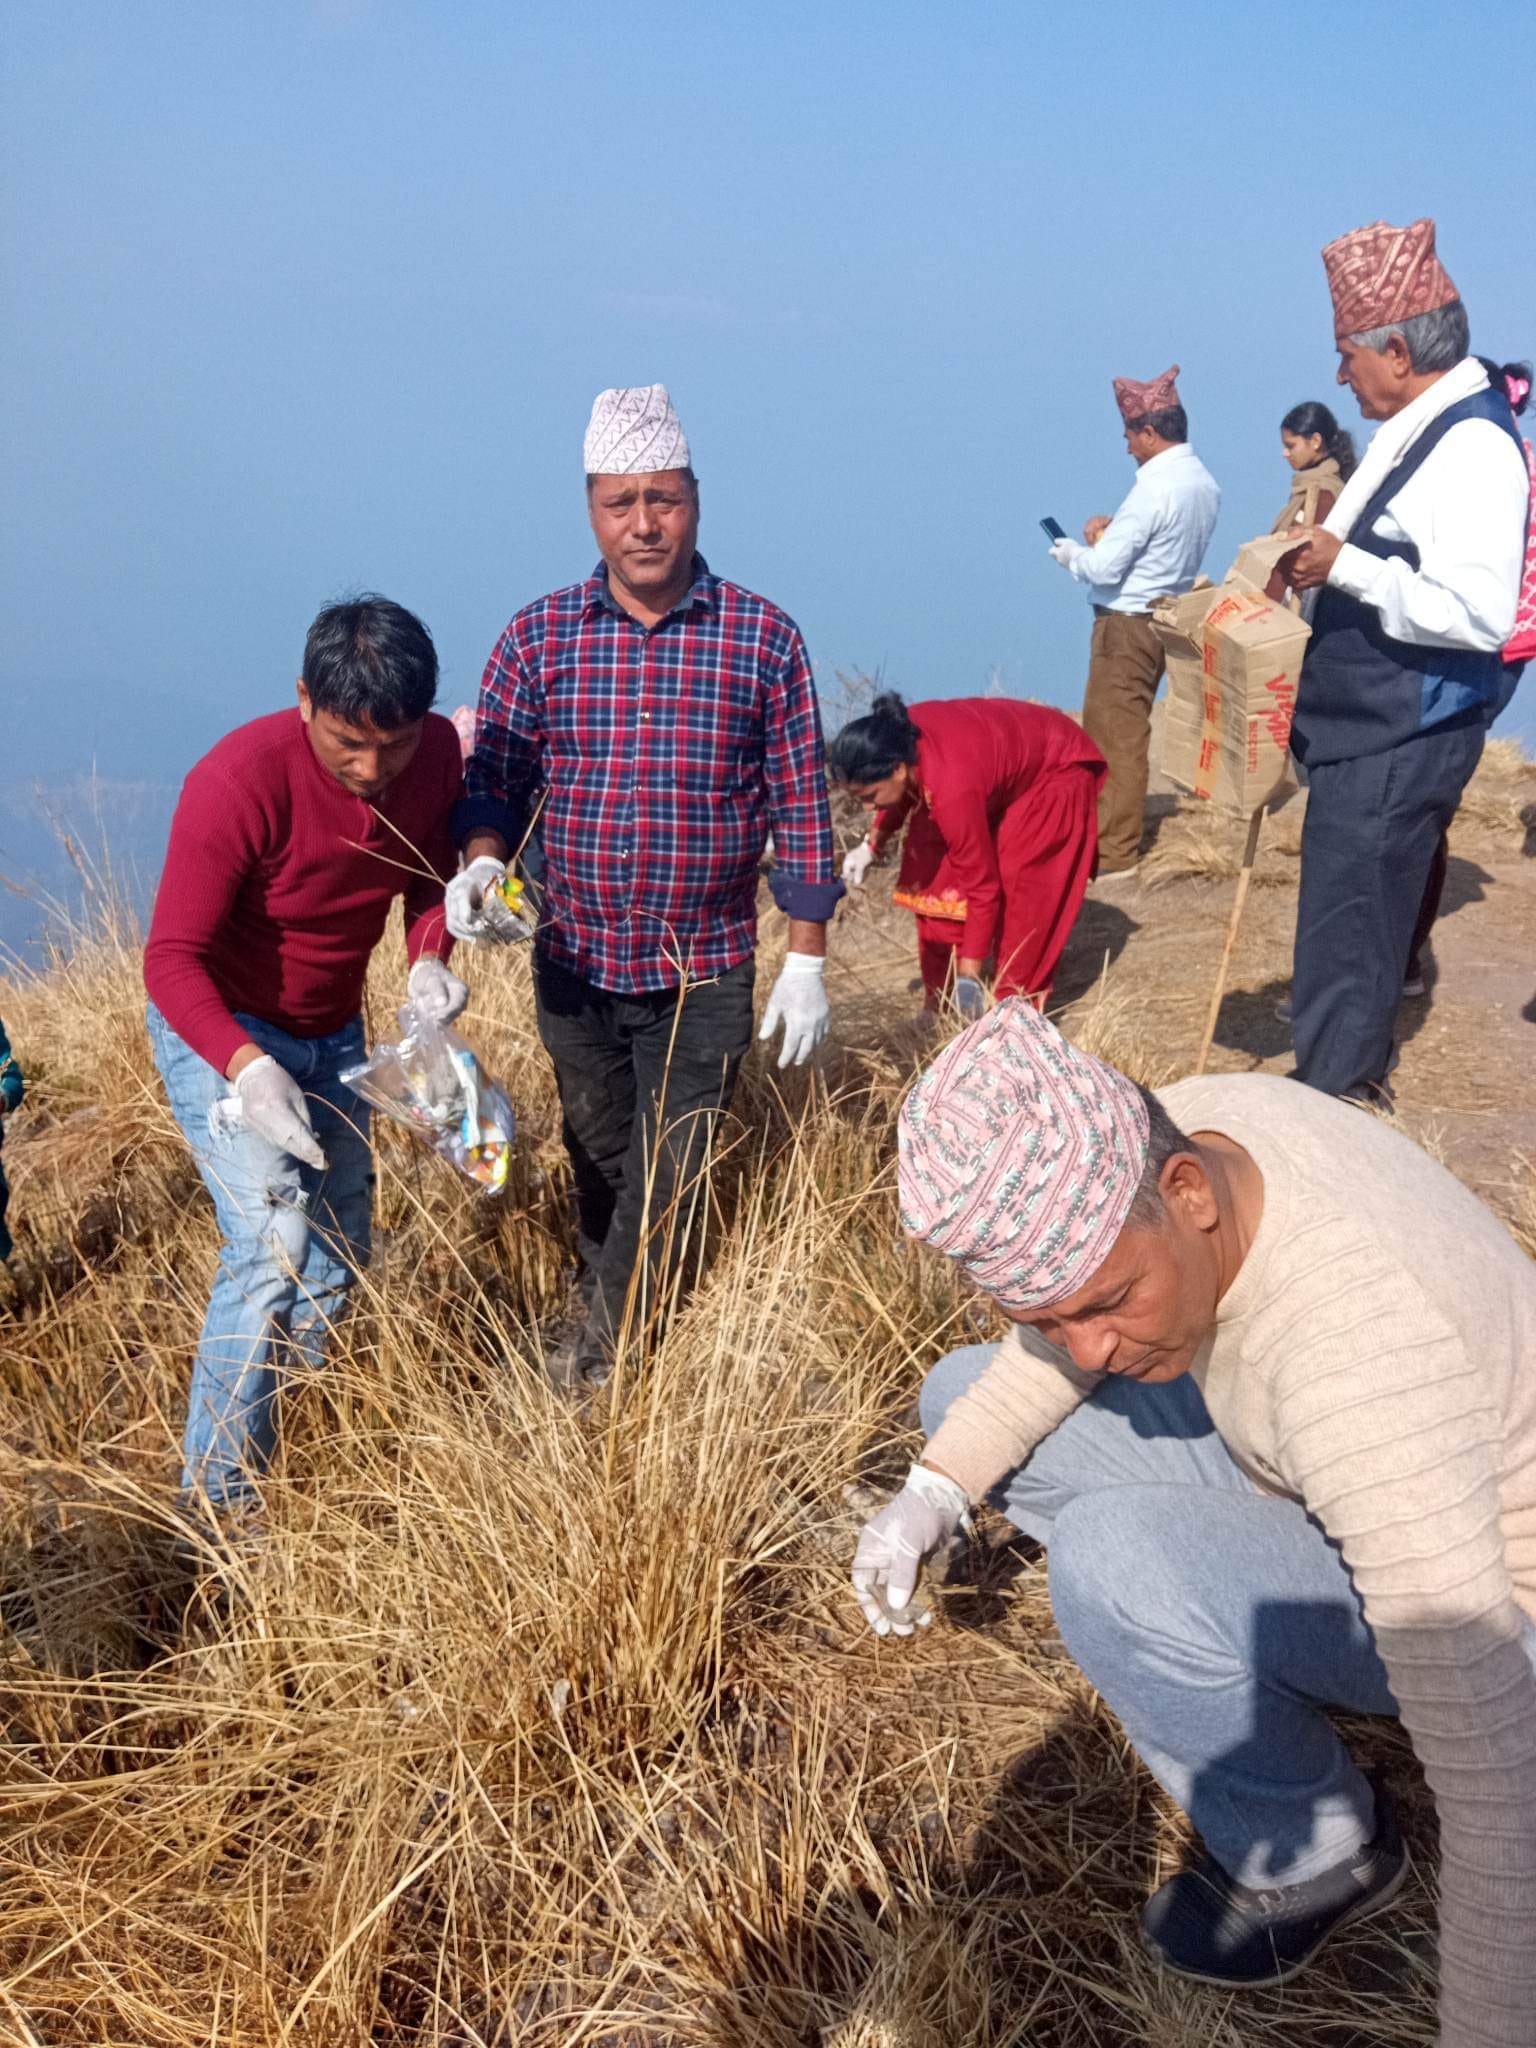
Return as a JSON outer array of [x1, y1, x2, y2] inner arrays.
[[1212, 978, 1295, 1063], [955, 1599, 1433, 2038], [934, 1517, 1043, 1634], [1213, 848, 1497, 1066], [1435, 851, 1495, 920], [0, 1505, 193, 1704], [1212, 976, 1442, 1069], [1051, 900, 1138, 1012]]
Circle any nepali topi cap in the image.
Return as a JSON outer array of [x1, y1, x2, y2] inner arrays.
[[898, 999, 1151, 1312], [1322, 217, 1459, 346], [583, 383, 691, 475], [1113, 364, 1181, 425]]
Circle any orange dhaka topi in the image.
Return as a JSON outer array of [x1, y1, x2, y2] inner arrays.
[[1113, 364, 1181, 425], [1322, 217, 1459, 346]]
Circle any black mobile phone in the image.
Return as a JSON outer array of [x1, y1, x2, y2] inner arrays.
[[1040, 517, 1067, 541]]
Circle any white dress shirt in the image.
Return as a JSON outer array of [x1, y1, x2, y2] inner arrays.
[[1321, 357, 1529, 652], [1055, 444, 1220, 614]]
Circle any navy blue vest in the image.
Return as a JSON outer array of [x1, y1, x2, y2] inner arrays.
[[1291, 387, 1525, 767]]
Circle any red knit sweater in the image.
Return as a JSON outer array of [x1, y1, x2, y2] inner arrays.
[[144, 709, 463, 1074]]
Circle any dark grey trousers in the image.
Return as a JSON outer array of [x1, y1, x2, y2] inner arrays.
[[1291, 719, 1485, 1100], [533, 952, 755, 1355]]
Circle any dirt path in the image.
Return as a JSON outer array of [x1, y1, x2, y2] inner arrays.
[[830, 768, 1536, 1221]]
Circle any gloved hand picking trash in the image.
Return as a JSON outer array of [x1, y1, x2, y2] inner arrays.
[[341, 1000, 515, 1192]]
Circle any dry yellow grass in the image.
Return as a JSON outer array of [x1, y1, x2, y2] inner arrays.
[[1453, 734, 1536, 844], [1140, 737, 1536, 894], [0, 867, 1484, 2047], [1139, 799, 1305, 892]]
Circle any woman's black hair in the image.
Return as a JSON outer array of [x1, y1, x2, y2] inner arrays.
[[302, 595, 439, 727], [1477, 357, 1532, 418], [827, 691, 921, 784], [1280, 401, 1357, 481]]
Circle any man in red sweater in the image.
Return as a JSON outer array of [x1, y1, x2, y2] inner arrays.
[[145, 595, 466, 1513]]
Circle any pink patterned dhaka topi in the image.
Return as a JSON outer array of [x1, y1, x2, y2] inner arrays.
[[1113, 363, 1181, 425], [897, 999, 1151, 1311], [1322, 217, 1459, 346]]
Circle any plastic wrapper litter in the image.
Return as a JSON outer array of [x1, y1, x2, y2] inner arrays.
[[341, 1001, 515, 1193]]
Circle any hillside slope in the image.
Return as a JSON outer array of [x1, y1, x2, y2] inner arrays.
[[0, 747, 1531, 2047]]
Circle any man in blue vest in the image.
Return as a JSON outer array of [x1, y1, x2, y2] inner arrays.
[[1284, 217, 1528, 1103]]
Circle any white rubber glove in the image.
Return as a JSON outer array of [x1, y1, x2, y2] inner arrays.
[[233, 1055, 326, 1169], [407, 957, 469, 1024], [841, 840, 877, 890], [1048, 537, 1080, 568], [444, 856, 532, 945], [852, 1463, 970, 1637], [953, 975, 986, 1019], [758, 952, 829, 1069]]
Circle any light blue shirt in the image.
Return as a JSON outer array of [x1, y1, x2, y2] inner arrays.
[[1060, 443, 1220, 614]]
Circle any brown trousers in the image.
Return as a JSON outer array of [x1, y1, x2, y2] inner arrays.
[[1080, 609, 1166, 872]]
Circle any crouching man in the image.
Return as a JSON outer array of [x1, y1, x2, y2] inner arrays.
[[853, 1001, 1536, 2041], [145, 596, 468, 1512]]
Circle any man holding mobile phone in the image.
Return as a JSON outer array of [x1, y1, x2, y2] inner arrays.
[[1047, 368, 1220, 880]]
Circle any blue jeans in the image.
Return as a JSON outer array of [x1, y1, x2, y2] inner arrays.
[[922, 1345, 1398, 1889], [147, 1003, 373, 1508]]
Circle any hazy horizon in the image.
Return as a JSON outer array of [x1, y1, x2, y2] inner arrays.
[[4, 1, 1533, 950]]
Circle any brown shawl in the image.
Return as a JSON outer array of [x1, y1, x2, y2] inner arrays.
[[1271, 454, 1344, 535]]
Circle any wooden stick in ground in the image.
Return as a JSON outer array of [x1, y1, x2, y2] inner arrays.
[[1195, 804, 1264, 1075]]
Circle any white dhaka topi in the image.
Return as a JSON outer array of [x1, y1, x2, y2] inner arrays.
[[583, 384, 691, 476]]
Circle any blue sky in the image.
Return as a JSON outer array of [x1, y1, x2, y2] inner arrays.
[[3, 0, 1533, 814]]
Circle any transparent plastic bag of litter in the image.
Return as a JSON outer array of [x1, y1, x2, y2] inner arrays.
[[341, 1001, 515, 1193]]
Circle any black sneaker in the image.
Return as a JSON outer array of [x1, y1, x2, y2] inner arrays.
[[1140, 1786, 1408, 1987]]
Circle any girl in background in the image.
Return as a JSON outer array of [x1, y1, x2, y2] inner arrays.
[[1274, 401, 1356, 535]]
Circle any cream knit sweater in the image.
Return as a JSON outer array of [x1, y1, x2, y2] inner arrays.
[[924, 1072, 1536, 2048]]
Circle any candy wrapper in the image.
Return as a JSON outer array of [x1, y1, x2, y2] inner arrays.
[[341, 1002, 515, 1193], [483, 868, 534, 941]]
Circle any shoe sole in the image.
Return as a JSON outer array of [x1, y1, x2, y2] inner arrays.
[[1141, 1850, 1410, 1989]]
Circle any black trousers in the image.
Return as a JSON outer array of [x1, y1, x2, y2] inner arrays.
[[1407, 830, 1449, 980], [532, 952, 755, 1354], [1291, 721, 1485, 1101]]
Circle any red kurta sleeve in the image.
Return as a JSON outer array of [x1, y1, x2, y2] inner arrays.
[[926, 782, 1005, 962]]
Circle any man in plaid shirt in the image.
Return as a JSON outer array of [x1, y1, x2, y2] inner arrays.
[[446, 384, 843, 1387]]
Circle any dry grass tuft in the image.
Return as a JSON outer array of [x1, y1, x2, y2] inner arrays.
[[1142, 736, 1536, 895], [1452, 735, 1536, 846], [0, 860, 1469, 2046], [1140, 798, 1306, 892]]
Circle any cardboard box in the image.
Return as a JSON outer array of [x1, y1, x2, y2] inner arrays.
[[1152, 533, 1309, 812]]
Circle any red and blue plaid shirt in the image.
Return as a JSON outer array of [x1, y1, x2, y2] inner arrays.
[[458, 557, 842, 993]]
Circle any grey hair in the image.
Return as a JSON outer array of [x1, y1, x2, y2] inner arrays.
[[1123, 1084, 1197, 1231], [1348, 299, 1470, 373]]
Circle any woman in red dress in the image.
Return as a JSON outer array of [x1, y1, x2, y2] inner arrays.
[[830, 692, 1106, 1014]]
